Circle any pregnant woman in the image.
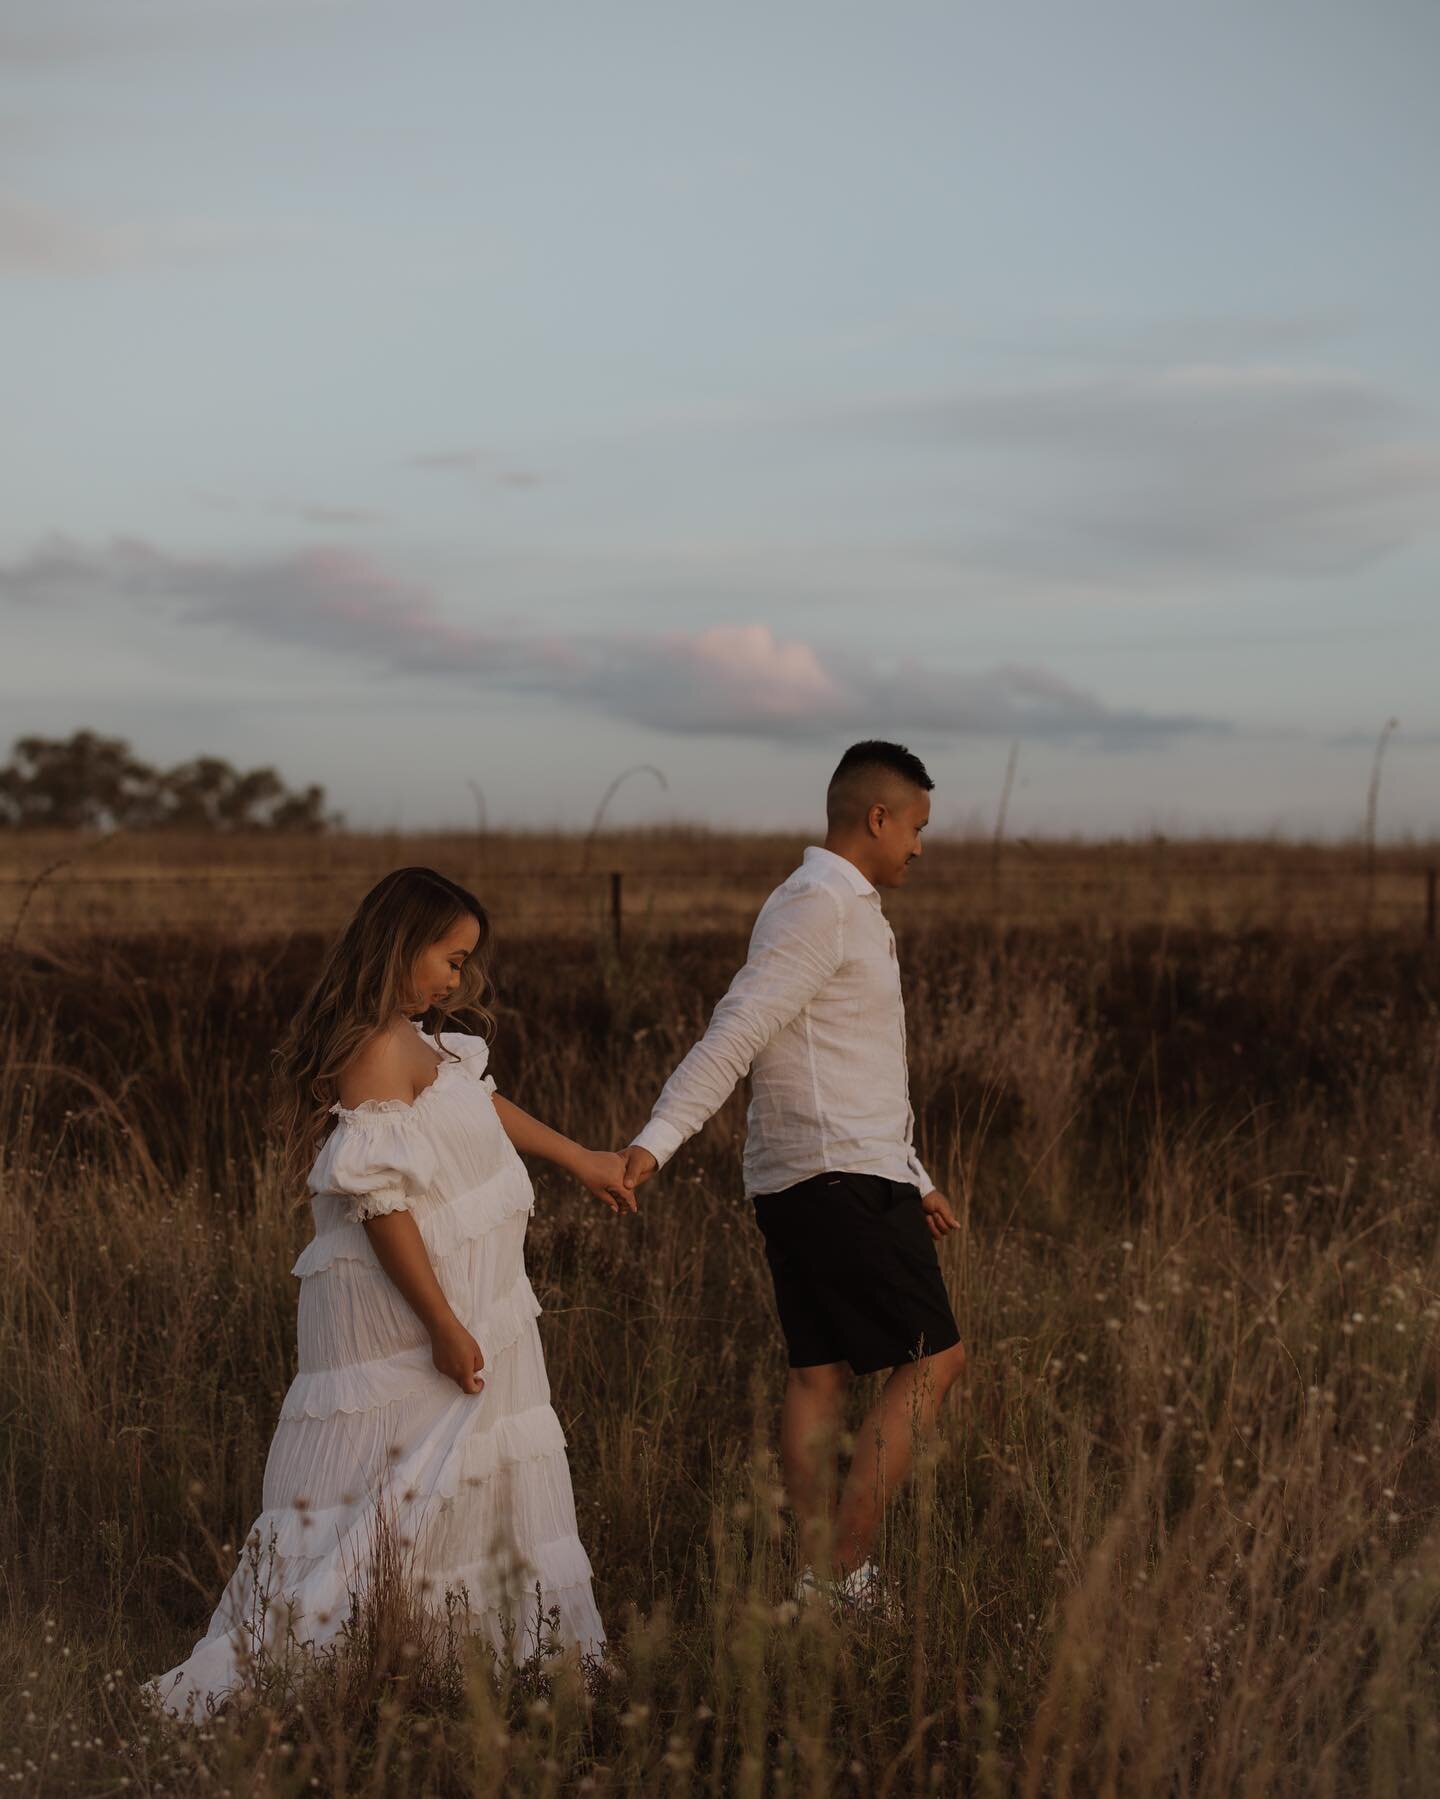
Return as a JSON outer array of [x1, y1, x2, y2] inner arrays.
[[149, 867, 631, 1716]]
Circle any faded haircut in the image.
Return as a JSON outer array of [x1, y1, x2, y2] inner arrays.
[[825, 739, 934, 831]]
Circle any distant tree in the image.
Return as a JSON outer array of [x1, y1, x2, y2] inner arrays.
[[0, 731, 342, 832], [0, 730, 158, 830], [159, 758, 283, 830], [266, 784, 332, 834]]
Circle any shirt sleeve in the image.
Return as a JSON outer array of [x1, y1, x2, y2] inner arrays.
[[907, 1150, 935, 1194], [630, 878, 845, 1171], [316, 1112, 440, 1224]]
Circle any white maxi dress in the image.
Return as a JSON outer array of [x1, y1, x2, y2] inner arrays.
[[149, 1027, 605, 1717]]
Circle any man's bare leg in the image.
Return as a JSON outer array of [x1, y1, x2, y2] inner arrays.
[[832, 1340, 967, 1576], [779, 1361, 850, 1569]]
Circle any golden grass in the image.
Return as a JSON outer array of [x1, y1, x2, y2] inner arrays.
[[2, 836, 1440, 1793], [1, 828, 1438, 941]]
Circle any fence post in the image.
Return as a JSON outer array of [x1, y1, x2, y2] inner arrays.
[[1426, 867, 1437, 944], [610, 870, 623, 949]]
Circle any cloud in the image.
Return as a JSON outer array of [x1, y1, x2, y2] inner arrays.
[[860, 365, 1400, 453], [0, 194, 297, 276], [286, 503, 379, 527], [828, 361, 1440, 588], [193, 493, 380, 526], [408, 449, 490, 472], [407, 449, 543, 487], [0, 198, 140, 277], [619, 629, 1216, 745], [1, 534, 1222, 748], [0, 1, 354, 65]]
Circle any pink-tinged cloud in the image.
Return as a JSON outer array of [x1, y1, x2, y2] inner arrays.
[[673, 625, 843, 716], [1, 534, 1224, 746]]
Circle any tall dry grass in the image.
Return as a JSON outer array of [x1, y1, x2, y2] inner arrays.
[[2, 905, 1440, 1794]]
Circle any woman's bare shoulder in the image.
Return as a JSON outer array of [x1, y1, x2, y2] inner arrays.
[[337, 1024, 428, 1109]]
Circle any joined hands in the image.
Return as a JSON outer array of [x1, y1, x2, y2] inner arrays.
[[577, 1145, 657, 1218], [570, 1147, 641, 1215]]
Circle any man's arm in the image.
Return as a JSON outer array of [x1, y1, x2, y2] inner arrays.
[[908, 1102, 957, 1240], [627, 880, 844, 1177]]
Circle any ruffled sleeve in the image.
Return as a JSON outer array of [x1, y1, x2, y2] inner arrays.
[[310, 1110, 440, 1224], [434, 1030, 497, 1094]]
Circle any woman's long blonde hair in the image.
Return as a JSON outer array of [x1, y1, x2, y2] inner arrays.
[[271, 866, 495, 1198]]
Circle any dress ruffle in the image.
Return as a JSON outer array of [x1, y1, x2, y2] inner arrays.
[[278, 1274, 541, 1421], [235, 1402, 571, 1559], [291, 1164, 534, 1279]]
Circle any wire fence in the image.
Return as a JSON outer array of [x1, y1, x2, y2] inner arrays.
[[2, 859, 1437, 945]]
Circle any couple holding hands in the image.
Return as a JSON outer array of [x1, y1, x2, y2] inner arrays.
[[152, 740, 966, 1717]]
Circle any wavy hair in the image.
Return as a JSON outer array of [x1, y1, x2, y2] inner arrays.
[[271, 866, 495, 1199]]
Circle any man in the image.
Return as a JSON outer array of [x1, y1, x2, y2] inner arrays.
[[622, 740, 966, 1610]]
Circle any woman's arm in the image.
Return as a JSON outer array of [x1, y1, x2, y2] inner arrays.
[[363, 1209, 484, 1393], [336, 1028, 483, 1392], [492, 1094, 637, 1214]]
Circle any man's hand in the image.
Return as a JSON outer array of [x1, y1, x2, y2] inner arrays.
[[622, 1145, 659, 1192], [571, 1148, 638, 1214], [920, 1188, 958, 1240]]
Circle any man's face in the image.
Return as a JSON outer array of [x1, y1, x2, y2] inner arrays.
[[872, 784, 931, 887]]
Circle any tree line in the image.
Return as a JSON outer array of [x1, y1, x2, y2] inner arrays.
[[0, 731, 340, 832]]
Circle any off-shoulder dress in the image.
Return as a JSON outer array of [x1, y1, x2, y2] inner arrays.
[[149, 1026, 605, 1717]]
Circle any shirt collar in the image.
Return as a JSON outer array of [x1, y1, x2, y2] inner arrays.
[[802, 844, 878, 899]]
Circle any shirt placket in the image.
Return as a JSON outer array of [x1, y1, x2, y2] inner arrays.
[[885, 915, 920, 1177]]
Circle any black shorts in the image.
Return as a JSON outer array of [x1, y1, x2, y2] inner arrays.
[[751, 1171, 961, 1376]]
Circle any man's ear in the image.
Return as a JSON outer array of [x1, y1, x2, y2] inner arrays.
[[866, 801, 888, 838]]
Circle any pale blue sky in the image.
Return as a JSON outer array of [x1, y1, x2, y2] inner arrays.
[[4, 0, 1438, 834]]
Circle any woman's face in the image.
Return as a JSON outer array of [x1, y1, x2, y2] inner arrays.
[[404, 912, 481, 1014]]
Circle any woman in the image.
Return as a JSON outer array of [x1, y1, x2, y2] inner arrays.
[[149, 867, 631, 1716]]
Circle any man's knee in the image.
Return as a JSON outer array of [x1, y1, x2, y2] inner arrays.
[[916, 1338, 967, 1396], [788, 1360, 850, 1401]]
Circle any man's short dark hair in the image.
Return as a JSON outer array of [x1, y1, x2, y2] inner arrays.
[[829, 740, 933, 794], [826, 740, 933, 830]]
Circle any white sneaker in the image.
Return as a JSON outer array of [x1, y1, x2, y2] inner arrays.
[[833, 1560, 897, 1621], [792, 1560, 895, 1621]]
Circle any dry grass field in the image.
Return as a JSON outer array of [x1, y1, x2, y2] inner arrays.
[[4, 830, 1440, 1795], [1, 828, 1437, 941]]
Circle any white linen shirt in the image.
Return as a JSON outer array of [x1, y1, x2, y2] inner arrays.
[[631, 845, 934, 1198]]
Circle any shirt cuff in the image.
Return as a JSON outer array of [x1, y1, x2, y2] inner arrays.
[[630, 1115, 686, 1171], [908, 1153, 934, 1195]]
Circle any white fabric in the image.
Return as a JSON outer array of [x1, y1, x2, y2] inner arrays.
[[148, 1026, 605, 1718], [631, 845, 934, 1198]]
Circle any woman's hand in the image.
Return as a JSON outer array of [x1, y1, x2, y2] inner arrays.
[[491, 1096, 639, 1213], [571, 1147, 639, 1215], [430, 1315, 485, 1393]]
